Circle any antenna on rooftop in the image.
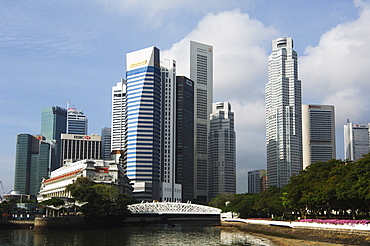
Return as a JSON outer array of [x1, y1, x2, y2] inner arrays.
[[67, 101, 70, 109]]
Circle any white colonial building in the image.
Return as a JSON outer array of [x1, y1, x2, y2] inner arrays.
[[37, 159, 132, 202]]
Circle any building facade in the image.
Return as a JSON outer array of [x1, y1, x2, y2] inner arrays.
[[247, 169, 267, 194], [208, 102, 236, 200], [344, 120, 370, 161], [61, 134, 101, 163], [125, 46, 161, 201], [175, 76, 195, 202], [101, 127, 112, 160], [38, 159, 132, 202], [111, 80, 127, 153], [14, 134, 55, 197], [189, 41, 213, 203], [266, 37, 302, 188], [302, 105, 336, 169], [67, 107, 88, 135], [160, 59, 182, 202], [41, 106, 67, 170]]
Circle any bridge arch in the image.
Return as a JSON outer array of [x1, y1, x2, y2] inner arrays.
[[127, 201, 221, 215]]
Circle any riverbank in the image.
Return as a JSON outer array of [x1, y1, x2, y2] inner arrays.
[[221, 221, 370, 245]]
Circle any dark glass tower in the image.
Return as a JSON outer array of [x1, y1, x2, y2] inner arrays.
[[14, 134, 54, 196], [41, 106, 67, 170], [175, 76, 194, 202]]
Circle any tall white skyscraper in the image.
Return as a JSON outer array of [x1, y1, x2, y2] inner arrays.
[[160, 59, 181, 202], [208, 102, 236, 201], [266, 37, 302, 188], [344, 120, 370, 161], [190, 41, 213, 203], [125, 47, 161, 201], [302, 105, 336, 169], [111, 80, 126, 152], [67, 107, 88, 135]]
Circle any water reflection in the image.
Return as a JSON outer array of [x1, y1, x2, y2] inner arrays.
[[0, 223, 276, 246]]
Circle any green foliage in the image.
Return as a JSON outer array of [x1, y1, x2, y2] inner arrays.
[[209, 189, 286, 219], [209, 154, 370, 220], [40, 197, 65, 207], [283, 154, 370, 219], [209, 193, 234, 212], [65, 177, 135, 218], [0, 200, 16, 215]]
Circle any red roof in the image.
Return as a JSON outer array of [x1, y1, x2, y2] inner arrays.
[[44, 169, 83, 183]]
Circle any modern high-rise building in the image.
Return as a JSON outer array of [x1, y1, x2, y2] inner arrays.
[[125, 46, 161, 201], [101, 127, 112, 160], [61, 134, 101, 163], [247, 169, 267, 194], [175, 76, 195, 202], [266, 37, 302, 188], [344, 120, 370, 161], [111, 79, 126, 153], [41, 106, 67, 170], [302, 105, 336, 169], [160, 59, 181, 202], [190, 40, 213, 203], [67, 107, 88, 135], [14, 134, 55, 197], [208, 102, 236, 200]]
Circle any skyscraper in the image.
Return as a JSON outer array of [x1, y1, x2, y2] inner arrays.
[[67, 107, 88, 135], [266, 37, 302, 188], [101, 127, 112, 160], [14, 134, 54, 196], [344, 120, 370, 161], [190, 41, 213, 203], [41, 106, 67, 170], [175, 76, 194, 202], [111, 80, 126, 153], [160, 59, 181, 202], [208, 102, 236, 200], [125, 47, 161, 201], [302, 105, 336, 169], [247, 169, 267, 194]]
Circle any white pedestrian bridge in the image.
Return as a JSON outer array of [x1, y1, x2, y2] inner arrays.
[[127, 201, 221, 215]]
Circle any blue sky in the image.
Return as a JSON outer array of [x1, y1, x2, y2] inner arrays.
[[1, 0, 370, 194]]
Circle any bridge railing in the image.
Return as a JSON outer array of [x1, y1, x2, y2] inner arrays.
[[127, 201, 221, 215]]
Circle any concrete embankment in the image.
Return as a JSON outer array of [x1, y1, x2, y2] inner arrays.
[[1, 214, 220, 229], [221, 220, 370, 245], [0, 219, 34, 229]]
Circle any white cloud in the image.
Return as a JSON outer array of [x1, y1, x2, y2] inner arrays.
[[161, 10, 277, 192], [161, 3, 370, 192], [300, 1, 370, 158]]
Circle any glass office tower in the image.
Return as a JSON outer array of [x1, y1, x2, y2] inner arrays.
[[302, 104, 336, 169], [266, 37, 302, 188], [175, 76, 195, 202], [14, 134, 54, 196], [40, 106, 67, 170], [125, 47, 161, 201], [189, 41, 213, 203], [208, 102, 236, 200]]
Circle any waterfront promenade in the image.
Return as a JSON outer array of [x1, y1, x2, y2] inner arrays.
[[222, 218, 370, 231], [222, 218, 370, 245]]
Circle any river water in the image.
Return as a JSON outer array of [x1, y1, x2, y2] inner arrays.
[[0, 222, 277, 246]]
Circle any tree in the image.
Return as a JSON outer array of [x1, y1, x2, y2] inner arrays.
[[39, 197, 65, 207], [208, 193, 235, 212], [253, 186, 285, 218], [66, 177, 134, 218]]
